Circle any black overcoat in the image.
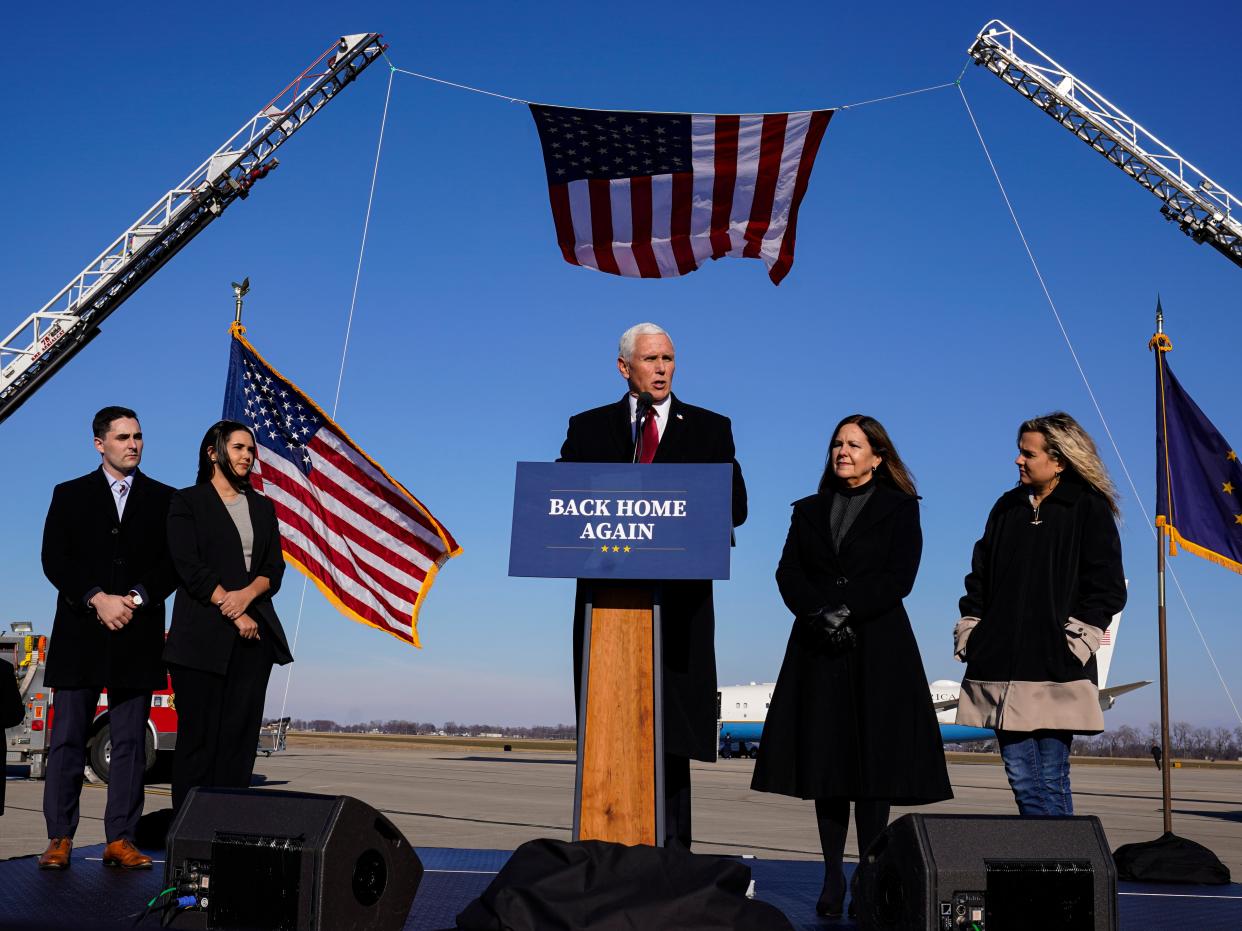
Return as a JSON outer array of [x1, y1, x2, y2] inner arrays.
[[41, 469, 178, 690], [163, 483, 293, 676], [1, 657, 23, 814], [751, 483, 952, 803], [955, 476, 1125, 733], [559, 393, 747, 762]]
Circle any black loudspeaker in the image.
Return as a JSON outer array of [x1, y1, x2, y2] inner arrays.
[[853, 814, 1117, 931], [164, 788, 422, 930]]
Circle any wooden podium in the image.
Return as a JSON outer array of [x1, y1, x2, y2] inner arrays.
[[508, 461, 732, 848], [573, 585, 664, 845]]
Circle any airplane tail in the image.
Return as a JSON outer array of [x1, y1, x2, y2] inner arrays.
[[1095, 608, 1122, 689]]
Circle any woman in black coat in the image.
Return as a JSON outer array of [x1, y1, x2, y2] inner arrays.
[[165, 420, 293, 811], [954, 412, 1125, 817], [752, 414, 951, 919]]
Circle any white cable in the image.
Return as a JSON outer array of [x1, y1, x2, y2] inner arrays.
[[334, 66, 396, 415], [276, 66, 396, 726], [389, 61, 954, 114], [957, 83, 1241, 727], [390, 66, 527, 104], [836, 82, 957, 110]]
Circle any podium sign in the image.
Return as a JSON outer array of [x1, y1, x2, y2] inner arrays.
[[509, 461, 735, 847], [508, 462, 732, 580]]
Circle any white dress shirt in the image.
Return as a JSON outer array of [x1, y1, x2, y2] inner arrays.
[[628, 393, 671, 442], [107, 470, 134, 520]]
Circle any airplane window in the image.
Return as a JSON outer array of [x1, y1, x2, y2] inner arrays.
[[735, 702, 740, 708], [743, 702, 748, 708]]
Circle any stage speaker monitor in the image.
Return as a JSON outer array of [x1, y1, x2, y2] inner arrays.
[[164, 788, 422, 930], [853, 814, 1117, 931]]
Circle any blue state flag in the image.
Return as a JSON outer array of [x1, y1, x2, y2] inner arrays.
[[1153, 330, 1242, 573]]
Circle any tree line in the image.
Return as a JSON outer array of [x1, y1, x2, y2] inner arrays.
[[280, 718, 577, 740], [278, 718, 1242, 760]]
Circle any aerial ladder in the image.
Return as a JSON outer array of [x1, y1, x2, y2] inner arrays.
[[0, 33, 386, 426], [968, 21, 1242, 270]]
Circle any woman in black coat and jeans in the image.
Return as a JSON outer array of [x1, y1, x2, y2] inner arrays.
[[953, 412, 1125, 817], [752, 414, 951, 919], [165, 420, 293, 811]]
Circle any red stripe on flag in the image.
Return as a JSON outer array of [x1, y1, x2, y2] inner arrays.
[[742, 113, 789, 258], [307, 466, 440, 568], [310, 435, 444, 542], [629, 176, 661, 278], [769, 110, 832, 285], [669, 171, 696, 275], [279, 534, 407, 638], [261, 463, 429, 585], [267, 488, 414, 613], [547, 184, 580, 266], [273, 496, 420, 607], [588, 179, 621, 275], [709, 116, 739, 259]]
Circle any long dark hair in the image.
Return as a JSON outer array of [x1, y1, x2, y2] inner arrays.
[[817, 414, 917, 496], [196, 420, 255, 491]]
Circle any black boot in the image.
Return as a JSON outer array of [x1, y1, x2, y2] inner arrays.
[[816, 872, 846, 919]]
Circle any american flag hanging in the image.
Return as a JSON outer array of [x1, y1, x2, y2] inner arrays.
[[530, 104, 833, 285], [222, 326, 461, 647]]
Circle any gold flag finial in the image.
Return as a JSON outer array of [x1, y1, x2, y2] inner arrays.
[[1149, 295, 1172, 352], [230, 277, 250, 335]]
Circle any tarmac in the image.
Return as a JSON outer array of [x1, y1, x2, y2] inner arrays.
[[3, 737, 1239, 874]]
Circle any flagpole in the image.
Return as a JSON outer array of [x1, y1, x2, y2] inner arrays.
[[1153, 300, 1174, 835]]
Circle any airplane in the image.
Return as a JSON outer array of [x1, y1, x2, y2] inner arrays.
[[717, 608, 1150, 752]]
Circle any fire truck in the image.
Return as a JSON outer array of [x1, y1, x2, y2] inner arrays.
[[4, 622, 289, 783], [3, 622, 177, 781]]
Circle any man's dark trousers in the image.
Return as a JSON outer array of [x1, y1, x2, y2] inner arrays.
[[44, 688, 150, 841]]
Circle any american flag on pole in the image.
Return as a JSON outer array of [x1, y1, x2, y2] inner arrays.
[[222, 325, 461, 647], [530, 104, 833, 285]]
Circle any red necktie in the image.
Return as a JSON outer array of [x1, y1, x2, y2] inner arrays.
[[639, 409, 659, 463]]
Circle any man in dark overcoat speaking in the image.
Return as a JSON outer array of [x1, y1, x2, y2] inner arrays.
[[37, 406, 177, 870], [559, 323, 746, 848]]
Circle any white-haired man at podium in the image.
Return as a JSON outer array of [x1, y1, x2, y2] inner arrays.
[[559, 322, 746, 849]]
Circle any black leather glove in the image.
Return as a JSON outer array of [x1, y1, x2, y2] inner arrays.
[[795, 605, 855, 655]]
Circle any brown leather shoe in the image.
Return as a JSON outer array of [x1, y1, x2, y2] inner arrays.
[[102, 838, 152, 870], [37, 837, 72, 869]]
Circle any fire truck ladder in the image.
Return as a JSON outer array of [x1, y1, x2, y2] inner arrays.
[[0, 33, 387, 426], [967, 20, 1242, 271]]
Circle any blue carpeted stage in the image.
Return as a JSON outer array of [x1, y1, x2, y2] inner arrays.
[[2, 843, 1240, 929]]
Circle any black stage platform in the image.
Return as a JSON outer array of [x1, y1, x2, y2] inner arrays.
[[2, 843, 1240, 929]]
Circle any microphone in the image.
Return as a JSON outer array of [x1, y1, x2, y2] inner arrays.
[[633, 392, 655, 463]]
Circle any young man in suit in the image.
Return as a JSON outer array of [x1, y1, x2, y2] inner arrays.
[[37, 407, 177, 870], [559, 323, 746, 848]]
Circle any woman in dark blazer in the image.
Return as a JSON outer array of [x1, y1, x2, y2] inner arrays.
[[752, 414, 951, 920], [165, 420, 292, 811]]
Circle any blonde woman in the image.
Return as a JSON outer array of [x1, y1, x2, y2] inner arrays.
[[954, 412, 1125, 816]]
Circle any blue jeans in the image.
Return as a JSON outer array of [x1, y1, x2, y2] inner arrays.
[[997, 730, 1074, 816]]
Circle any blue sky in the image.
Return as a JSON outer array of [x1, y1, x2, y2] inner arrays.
[[4, 1, 1240, 730]]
